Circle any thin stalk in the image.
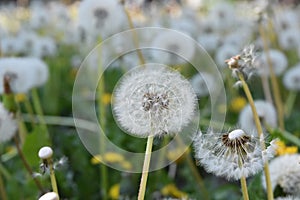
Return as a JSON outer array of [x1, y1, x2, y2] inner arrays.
[[31, 88, 50, 138], [261, 75, 273, 105], [0, 169, 7, 200], [22, 96, 36, 128], [238, 157, 249, 200], [240, 176, 249, 200], [123, 6, 145, 65], [186, 154, 210, 200], [284, 91, 297, 118], [137, 135, 154, 200], [237, 72, 273, 200], [174, 136, 210, 200], [97, 40, 108, 200], [13, 135, 45, 193], [48, 159, 59, 199], [259, 24, 285, 130]]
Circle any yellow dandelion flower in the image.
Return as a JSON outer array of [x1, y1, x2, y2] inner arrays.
[[109, 184, 120, 200], [120, 161, 132, 170], [15, 93, 26, 103], [161, 184, 188, 198], [276, 140, 298, 155], [230, 97, 247, 113], [103, 152, 124, 163], [102, 93, 111, 105]]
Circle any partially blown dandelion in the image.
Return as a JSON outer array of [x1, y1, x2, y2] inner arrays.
[[193, 129, 276, 180], [0, 102, 17, 142]]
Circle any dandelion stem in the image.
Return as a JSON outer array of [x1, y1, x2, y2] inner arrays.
[[13, 135, 45, 193], [261, 75, 273, 105], [31, 88, 50, 139], [0, 168, 7, 200], [123, 5, 145, 65], [284, 91, 297, 118], [240, 176, 249, 200], [137, 135, 154, 200], [186, 154, 210, 200], [48, 158, 59, 199], [96, 41, 108, 200], [259, 24, 285, 130], [237, 72, 273, 200]]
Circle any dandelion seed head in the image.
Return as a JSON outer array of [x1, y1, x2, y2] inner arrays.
[[38, 146, 53, 160], [262, 154, 300, 195], [0, 103, 17, 143], [38, 192, 59, 200], [113, 64, 197, 137], [193, 129, 268, 180], [283, 63, 300, 91]]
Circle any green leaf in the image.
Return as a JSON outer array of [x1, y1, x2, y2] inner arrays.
[[22, 125, 50, 166]]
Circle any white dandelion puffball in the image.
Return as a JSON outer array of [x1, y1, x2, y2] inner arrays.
[[255, 49, 287, 76], [0, 103, 17, 143], [38, 146, 53, 160], [113, 64, 197, 137], [0, 57, 49, 94], [190, 72, 215, 97], [78, 0, 125, 38], [275, 197, 300, 200], [193, 129, 270, 180], [262, 154, 300, 195], [39, 192, 59, 200], [239, 100, 277, 135], [278, 28, 300, 50], [283, 63, 300, 91], [150, 31, 195, 65]]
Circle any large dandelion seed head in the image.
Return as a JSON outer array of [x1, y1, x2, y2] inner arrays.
[[113, 64, 197, 137], [193, 129, 275, 180]]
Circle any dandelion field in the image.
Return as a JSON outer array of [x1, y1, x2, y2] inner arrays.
[[0, 0, 300, 200]]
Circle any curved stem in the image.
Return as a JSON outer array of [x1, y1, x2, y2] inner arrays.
[[284, 91, 297, 118], [137, 135, 154, 200], [13, 135, 45, 193], [237, 72, 273, 200]]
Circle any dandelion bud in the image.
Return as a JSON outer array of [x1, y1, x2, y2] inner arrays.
[[38, 146, 53, 160], [39, 192, 59, 200]]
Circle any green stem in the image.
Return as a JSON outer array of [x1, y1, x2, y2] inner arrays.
[[186, 154, 210, 200], [49, 159, 59, 199], [137, 135, 154, 200], [259, 23, 285, 130], [31, 88, 50, 138], [13, 135, 45, 193], [0, 167, 7, 200], [22, 96, 36, 128], [237, 72, 273, 200], [284, 91, 297, 118], [97, 39, 108, 200]]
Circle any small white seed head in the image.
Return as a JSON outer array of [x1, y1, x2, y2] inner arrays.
[[38, 146, 53, 160], [39, 192, 59, 200], [228, 129, 245, 140]]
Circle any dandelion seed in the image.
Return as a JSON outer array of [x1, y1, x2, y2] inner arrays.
[[193, 129, 276, 180], [113, 64, 197, 137], [0, 102, 17, 142]]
